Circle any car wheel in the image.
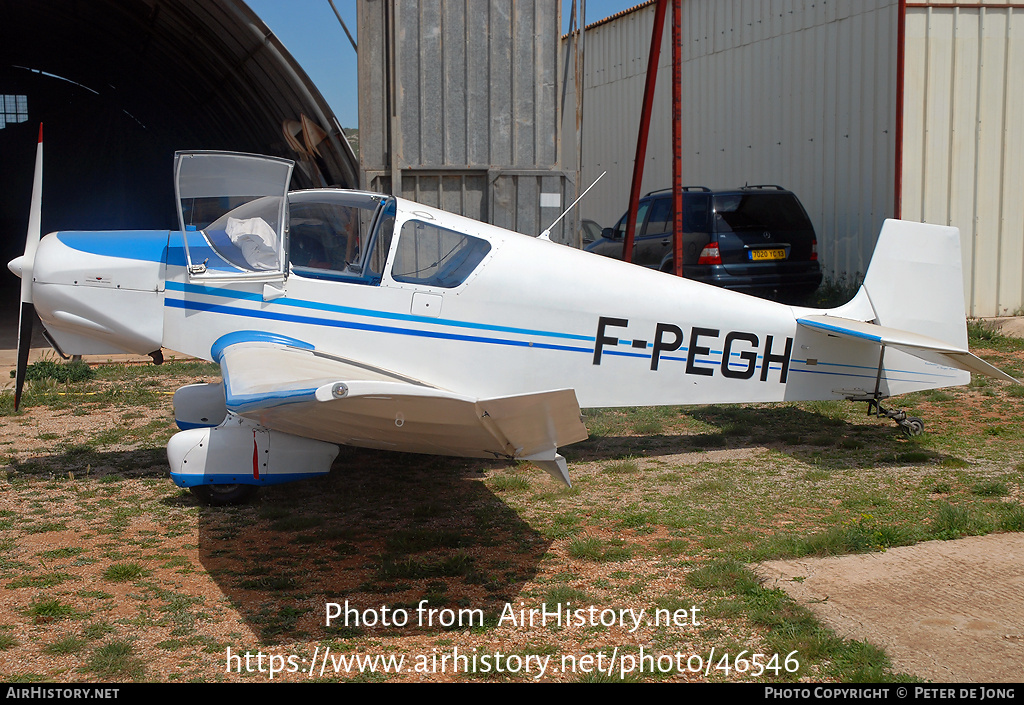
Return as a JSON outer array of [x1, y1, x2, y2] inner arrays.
[[190, 483, 258, 506]]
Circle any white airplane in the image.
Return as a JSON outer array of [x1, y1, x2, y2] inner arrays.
[[8, 136, 1017, 504]]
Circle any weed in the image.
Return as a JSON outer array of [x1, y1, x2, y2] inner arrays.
[[930, 503, 990, 540], [6, 573, 76, 589], [971, 481, 1008, 497], [25, 359, 95, 383], [998, 505, 1024, 531], [26, 597, 76, 622], [86, 641, 144, 680], [545, 585, 591, 605], [566, 535, 603, 561], [38, 547, 85, 560], [375, 552, 477, 581], [43, 636, 86, 655], [83, 622, 115, 640], [604, 459, 640, 474], [490, 473, 531, 492], [385, 529, 472, 553], [102, 562, 150, 582]]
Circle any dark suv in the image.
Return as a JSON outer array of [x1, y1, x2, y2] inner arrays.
[[585, 185, 822, 296]]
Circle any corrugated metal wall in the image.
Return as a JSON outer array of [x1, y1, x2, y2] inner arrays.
[[359, 0, 574, 242], [901, 1, 1024, 317], [565, 0, 901, 282]]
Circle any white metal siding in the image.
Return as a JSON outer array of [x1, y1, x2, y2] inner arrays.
[[902, 2, 1024, 316], [565, 0, 900, 281]]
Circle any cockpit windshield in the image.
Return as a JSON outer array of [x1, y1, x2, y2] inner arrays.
[[175, 151, 293, 279], [203, 196, 284, 271]]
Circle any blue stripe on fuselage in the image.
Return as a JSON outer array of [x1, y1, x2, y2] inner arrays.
[[165, 280, 596, 344], [164, 297, 595, 354], [57, 231, 170, 263]]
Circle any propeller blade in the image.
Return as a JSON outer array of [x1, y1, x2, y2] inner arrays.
[[14, 302, 35, 411], [12, 124, 43, 411]]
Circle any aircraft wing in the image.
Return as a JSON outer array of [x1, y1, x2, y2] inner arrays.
[[213, 333, 588, 485], [797, 315, 1019, 384]]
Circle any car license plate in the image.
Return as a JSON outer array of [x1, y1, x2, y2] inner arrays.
[[749, 248, 787, 261]]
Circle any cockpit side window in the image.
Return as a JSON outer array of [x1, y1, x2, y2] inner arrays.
[[391, 220, 490, 288], [287, 191, 394, 285]]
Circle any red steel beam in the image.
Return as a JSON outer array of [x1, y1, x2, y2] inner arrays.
[[623, 0, 669, 263]]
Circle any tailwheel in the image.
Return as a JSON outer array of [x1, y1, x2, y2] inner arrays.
[[190, 484, 258, 506], [901, 417, 925, 437], [865, 399, 925, 436]]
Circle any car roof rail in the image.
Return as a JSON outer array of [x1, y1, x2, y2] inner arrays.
[[643, 186, 711, 197], [738, 184, 787, 191]]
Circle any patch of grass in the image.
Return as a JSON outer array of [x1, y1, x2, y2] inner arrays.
[[489, 473, 531, 492], [6, 572, 76, 589], [762, 516, 918, 559], [690, 433, 727, 449], [618, 508, 658, 531], [566, 535, 603, 561], [971, 481, 1008, 497], [86, 641, 144, 680], [0, 632, 17, 650], [102, 562, 150, 582], [566, 535, 633, 562], [893, 451, 934, 464], [545, 585, 591, 605], [38, 547, 85, 560], [43, 635, 86, 655], [25, 359, 95, 383], [930, 503, 991, 540], [604, 459, 640, 474], [83, 622, 115, 640], [26, 597, 76, 622], [375, 552, 478, 581], [688, 560, 908, 681], [385, 528, 473, 553], [237, 574, 298, 592], [999, 505, 1024, 531]]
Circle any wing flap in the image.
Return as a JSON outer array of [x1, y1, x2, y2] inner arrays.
[[797, 315, 1019, 384], [214, 334, 587, 480]]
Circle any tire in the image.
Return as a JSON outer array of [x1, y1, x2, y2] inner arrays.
[[189, 483, 258, 506], [904, 417, 925, 437]]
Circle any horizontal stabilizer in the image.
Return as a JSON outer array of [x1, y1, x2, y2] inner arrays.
[[797, 315, 1019, 384]]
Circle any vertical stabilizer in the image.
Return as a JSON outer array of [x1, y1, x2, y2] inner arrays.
[[859, 219, 968, 348]]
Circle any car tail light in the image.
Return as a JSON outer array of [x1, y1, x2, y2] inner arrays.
[[811, 238, 818, 261], [698, 242, 721, 265]]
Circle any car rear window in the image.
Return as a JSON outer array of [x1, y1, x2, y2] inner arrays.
[[713, 194, 812, 233]]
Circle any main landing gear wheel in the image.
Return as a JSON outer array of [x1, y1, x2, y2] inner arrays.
[[190, 484, 258, 506]]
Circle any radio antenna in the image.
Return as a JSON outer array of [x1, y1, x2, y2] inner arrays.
[[538, 171, 606, 241]]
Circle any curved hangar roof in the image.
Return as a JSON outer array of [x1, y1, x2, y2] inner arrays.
[[0, 0, 357, 245]]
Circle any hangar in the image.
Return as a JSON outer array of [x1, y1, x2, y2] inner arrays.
[[564, 0, 1024, 316], [0, 0, 358, 281]]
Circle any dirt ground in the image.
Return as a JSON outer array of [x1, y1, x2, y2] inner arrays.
[[2, 320, 1024, 682]]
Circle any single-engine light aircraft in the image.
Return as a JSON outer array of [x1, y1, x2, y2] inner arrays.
[[8, 140, 1018, 504]]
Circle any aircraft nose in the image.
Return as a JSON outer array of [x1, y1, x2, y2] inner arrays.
[[8, 255, 27, 279]]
